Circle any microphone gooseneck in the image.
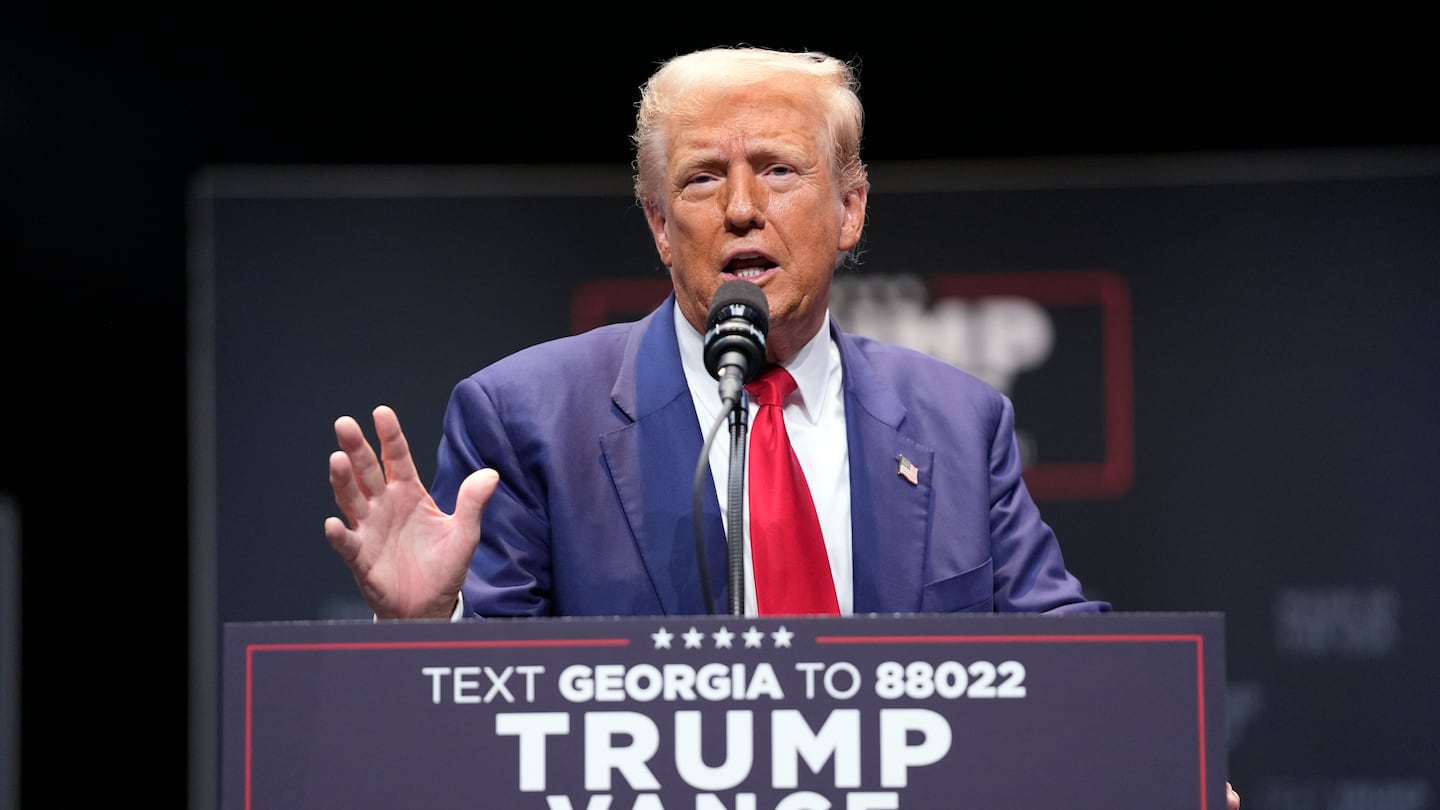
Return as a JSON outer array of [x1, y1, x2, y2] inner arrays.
[[694, 279, 770, 615]]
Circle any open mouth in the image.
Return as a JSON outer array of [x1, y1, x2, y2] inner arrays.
[[725, 255, 776, 279]]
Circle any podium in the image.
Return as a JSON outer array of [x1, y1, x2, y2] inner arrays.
[[223, 612, 1227, 809]]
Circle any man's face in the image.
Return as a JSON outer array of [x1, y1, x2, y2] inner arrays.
[[643, 78, 867, 363]]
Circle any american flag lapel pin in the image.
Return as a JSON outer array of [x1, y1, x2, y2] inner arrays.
[[896, 454, 919, 486]]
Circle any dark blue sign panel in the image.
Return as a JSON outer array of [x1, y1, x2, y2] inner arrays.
[[224, 613, 1226, 809]]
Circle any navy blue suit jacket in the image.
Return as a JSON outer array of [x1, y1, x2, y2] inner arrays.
[[432, 295, 1109, 618]]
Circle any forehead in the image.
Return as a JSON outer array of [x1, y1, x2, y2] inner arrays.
[[665, 80, 827, 159]]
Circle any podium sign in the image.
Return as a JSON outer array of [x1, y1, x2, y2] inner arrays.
[[223, 612, 1226, 809]]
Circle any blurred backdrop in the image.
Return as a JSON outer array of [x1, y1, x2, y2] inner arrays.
[[5, 12, 1437, 809]]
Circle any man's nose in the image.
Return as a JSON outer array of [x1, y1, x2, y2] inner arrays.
[[724, 172, 766, 229]]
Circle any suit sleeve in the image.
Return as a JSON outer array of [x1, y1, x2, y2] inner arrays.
[[986, 394, 1112, 615], [432, 375, 557, 618]]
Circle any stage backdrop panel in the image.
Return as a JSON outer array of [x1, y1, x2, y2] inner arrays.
[[191, 150, 1440, 810]]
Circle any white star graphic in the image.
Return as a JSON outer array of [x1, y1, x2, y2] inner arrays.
[[742, 626, 767, 648], [771, 625, 795, 648], [683, 626, 706, 649], [651, 627, 674, 649], [711, 626, 735, 648]]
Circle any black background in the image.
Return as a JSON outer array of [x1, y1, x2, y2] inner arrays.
[[4, 12, 1435, 806]]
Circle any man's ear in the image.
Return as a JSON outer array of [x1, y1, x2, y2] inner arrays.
[[643, 199, 672, 267], [838, 184, 869, 251]]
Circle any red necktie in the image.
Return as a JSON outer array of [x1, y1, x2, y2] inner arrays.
[[745, 366, 840, 615]]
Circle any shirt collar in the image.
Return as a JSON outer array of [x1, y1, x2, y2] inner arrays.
[[674, 299, 833, 425]]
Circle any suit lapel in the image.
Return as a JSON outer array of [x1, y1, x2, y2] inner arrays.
[[600, 297, 728, 615], [597, 309, 935, 616], [836, 326, 934, 614]]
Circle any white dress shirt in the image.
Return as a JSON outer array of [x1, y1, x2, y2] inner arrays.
[[675, 304, 854, 616]]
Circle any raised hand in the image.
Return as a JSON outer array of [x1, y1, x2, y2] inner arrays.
[[324, 405, 499, 619]]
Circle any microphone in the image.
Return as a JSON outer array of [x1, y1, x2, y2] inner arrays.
[[704, 280, 770, 408]]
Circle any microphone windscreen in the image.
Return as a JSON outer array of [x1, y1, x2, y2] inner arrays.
[[705, 280, 770, 335]]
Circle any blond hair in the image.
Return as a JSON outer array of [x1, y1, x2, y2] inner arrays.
[[631, 46, 868, 206]]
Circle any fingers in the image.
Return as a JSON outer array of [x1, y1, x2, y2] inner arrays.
[[371, 404, 422, 485], [323, 515, 359, 564], [333, 405, 422, 501], [334, 414, 386, 497], [328, 449, 368, 524], [1227, 782, 1240, 809]]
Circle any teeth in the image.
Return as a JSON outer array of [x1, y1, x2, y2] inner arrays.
[[733, 268, 765, 278]]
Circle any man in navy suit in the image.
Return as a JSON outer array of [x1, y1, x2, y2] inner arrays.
[[325, 46, 1107, 623], [325, 44, 1242, 808]]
